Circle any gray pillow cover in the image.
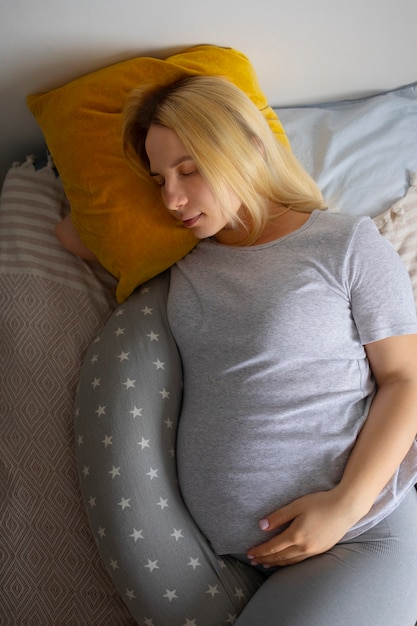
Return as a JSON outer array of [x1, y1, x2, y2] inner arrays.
[[73, 270, 263, 624]]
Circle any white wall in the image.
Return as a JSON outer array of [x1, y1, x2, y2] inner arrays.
[[1, 0, 417, 185]]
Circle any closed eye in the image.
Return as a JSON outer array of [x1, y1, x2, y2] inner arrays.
[[150, 169, 197, 186], [180, 169, 197, 177]]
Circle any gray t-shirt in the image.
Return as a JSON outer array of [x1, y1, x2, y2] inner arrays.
[[169, 210, 417, 554]]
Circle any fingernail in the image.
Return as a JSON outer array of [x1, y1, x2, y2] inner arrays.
[[247, 554, 255, 560], [263, 564, 271, 569], [259, 518, 270, 530]]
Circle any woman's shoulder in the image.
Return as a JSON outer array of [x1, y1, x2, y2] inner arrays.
[[315, 209, 370, 227], [313, 209, 378, 241]]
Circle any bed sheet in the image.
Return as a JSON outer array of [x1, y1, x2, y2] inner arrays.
[[0, 160, 135, 624]]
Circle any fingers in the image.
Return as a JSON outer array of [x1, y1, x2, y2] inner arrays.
[[246, 499, 315, 566], [246, 491, 354, 568], [247, 528, 317, 567], [259, 500, 299, 532], [246, 522, 298, 567], [249, 549, 310, 567], [249, 530, 293, 557]]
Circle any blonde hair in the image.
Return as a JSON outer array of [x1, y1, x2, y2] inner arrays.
[[122, 75, 326, 244]]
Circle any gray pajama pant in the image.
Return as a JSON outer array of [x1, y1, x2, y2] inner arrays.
[[234, 489, 417, 625], [74, 271, 417, 625]]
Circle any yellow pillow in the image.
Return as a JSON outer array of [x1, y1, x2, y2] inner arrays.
[[27, 45, 289, 303]]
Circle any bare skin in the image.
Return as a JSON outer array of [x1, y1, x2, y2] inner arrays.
[[55, 214, 98, 262]]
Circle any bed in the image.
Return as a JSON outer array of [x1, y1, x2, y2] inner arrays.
[[1, 27, 417, 626]]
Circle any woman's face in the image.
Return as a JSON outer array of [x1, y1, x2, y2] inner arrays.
[[145, 124, 243, 243]]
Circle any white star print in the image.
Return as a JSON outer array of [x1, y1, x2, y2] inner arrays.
[[123, 378, 136, 389], [115, 308, 125, 316], [234, 588, 245, 600], [109, 466, 121, 479], [206, 584, 220, 598], [145, 559, 159, 573], [138, 437, 150, 450], [156, 497, 169, 510], [171, 528, 184, 541], [95, 404, 106, 417], [125, 589, 136, 600], [187, 557, 201, 570], [129, 528, 144, 542], [140, 286, 151, 294], [102, 434, 113, 447], [90, 353, 99, 364], [118, 497, 131, 510], [163, 589, 178, 602], [75, 282, 262, 621]]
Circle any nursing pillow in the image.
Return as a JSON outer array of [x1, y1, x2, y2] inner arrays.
[[73, 270, 263, 623]]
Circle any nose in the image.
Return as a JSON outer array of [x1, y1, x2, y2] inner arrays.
[[162, 178, 187, 214]]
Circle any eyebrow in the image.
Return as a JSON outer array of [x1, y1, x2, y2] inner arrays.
[[149, 155, 194, 177]]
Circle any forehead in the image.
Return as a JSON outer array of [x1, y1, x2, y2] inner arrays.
[[145, 124, 191, 169]]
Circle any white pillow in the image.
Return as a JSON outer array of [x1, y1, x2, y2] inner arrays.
[[275, 82, 417, 217], [373, 172, 417, 308]]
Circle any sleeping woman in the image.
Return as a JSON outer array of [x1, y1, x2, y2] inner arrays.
[[71, 74, 417, 625]]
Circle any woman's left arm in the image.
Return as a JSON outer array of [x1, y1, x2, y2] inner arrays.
[[335, 333, 417, 517], [247, 333, 417, 567]]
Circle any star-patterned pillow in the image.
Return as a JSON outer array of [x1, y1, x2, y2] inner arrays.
[[73, 270, 263, 623]]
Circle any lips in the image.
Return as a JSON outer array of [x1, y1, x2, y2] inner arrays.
[[182, 214, 202, 229]]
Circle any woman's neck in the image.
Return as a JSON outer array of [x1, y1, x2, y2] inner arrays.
[[214, 204, 311, 246]]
